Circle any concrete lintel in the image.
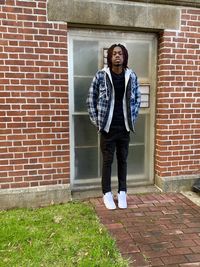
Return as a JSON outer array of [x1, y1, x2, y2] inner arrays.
[[0, 184, 71, 210], [127, 0, 200, 8], [48, 0, 180, 31]]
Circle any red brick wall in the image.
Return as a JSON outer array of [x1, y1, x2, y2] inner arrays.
[[156, 8, 200, 179], [0, 0, 69, 189], [0, 1, 199, 190]]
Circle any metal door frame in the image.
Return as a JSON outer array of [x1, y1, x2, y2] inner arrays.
[[68, 29, 157, 189]]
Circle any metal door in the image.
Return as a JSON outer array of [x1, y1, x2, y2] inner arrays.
[[69, 29, 157, 189]]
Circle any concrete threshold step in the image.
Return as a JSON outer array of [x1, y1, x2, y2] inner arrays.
[[72, 185, 161, 200]]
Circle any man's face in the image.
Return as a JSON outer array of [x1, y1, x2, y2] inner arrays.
[[111, 46, 124, 67]]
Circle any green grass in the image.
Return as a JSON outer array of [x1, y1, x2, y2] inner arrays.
[[0, 201, 129, 267]]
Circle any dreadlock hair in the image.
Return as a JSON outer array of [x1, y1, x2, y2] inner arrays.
[[107, 44, 128, 69]]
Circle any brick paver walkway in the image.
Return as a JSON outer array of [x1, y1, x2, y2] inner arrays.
[[90, 193, 200, 267]]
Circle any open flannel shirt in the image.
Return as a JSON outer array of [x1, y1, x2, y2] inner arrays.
[[86, 67, 141, 133]]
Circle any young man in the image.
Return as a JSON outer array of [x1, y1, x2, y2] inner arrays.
[[87, 44, 141, 210]]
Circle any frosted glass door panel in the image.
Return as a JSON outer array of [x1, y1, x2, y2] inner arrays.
[[128, 145, 145, 175], [74, 116, 97, 147], [74, 77, 93, 112], [126, 43, 149, 79], [73, 39, 99, 181], [75, 148, 98, 179], [130, 115, 145, 144], [73, 40, 98, 76]]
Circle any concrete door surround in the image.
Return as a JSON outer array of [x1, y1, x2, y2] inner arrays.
[[127, 0, 200, 8], [48, 0, 181, 31]]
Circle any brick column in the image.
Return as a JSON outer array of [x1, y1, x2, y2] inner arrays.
[[0, 0, 70, 189], [155, 8, 200, 190]]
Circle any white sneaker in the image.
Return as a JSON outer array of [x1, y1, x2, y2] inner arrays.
[[103, 192, 116, 210], [118, 191, 127, 209]]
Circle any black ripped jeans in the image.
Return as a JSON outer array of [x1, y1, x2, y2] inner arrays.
[[100, 127, 130, 194]]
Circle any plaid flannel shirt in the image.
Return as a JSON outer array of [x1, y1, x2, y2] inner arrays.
[[86, 67, 141, 133]]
